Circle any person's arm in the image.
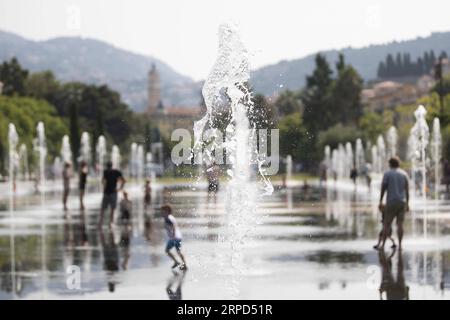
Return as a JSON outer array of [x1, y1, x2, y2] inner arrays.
[[405, 176, 409, 211], [118, 175, 126, 191]]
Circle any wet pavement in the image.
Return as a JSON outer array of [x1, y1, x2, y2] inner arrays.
[[0, 180, 450, 300]]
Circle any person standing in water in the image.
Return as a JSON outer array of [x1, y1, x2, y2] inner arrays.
[[79, 161, 88, 210], [378, 157, 409, 250], [99, 161, 126, 228], [161, 205, 187, 270], [62, 162, 72, 211]]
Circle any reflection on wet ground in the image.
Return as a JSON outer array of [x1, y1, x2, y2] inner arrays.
[[0, 182, 450, 299]]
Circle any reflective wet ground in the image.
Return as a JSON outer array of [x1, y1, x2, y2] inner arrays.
[[1, 180, 450, 300]]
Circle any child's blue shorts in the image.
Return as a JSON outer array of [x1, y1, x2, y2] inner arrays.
[[166, 239, 182, 251]]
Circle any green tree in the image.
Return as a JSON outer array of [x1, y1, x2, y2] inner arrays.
[[69, 102, 80, 163], [0, 58, 29, 96], [278, 112, 306, 162], [359, 112, 385, 142], [249, 93, 274, 129], [25, 71, 60, 100], [0, 96, 68, 174], [318, 123, 361, 151], [273, 90, 301, 118], [301, 54, 334, 135], [332, 55, 363, 126]]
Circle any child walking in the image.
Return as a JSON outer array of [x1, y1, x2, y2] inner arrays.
[[119, 191, 132, 223], [161, 205, 187, 270]]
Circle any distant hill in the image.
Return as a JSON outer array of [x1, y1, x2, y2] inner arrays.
[[0, 30, 200, 111], [250, 31, 450, 96]]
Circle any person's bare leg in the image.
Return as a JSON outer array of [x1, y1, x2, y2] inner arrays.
[[98, 208, 104, 227], [63, 190, 69, 210], [380, 220, 391, 250], [176, 248, 186, 265], [374, 230, 383, 249], [397, 218, 404, 250], [166, 249, 179, 265], [109, 208, 115, 228], [79, 190, 85, 210]]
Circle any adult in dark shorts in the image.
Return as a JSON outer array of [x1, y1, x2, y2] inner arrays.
[[99, 161, 126, 228], [79, 161, 88, 210], [378, 157, 409, 250]]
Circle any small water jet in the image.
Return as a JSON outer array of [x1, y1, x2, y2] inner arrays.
[[61, 135, 72, 164], [376, 135, 386, 174], [80, 132, 91, 166], [193, 23, 273, 296], [8, 123, 19, 202], [386, 126, 398, 158], [35, 122, 47, 192], [286, 155, 292, 186], [18, 144, 28, 181], [355, 138, 365, 175], [431, 117, 442, 199], [410, 105, 429, 237], [96, 135, 107, 172], [111, 145, 121, 169]]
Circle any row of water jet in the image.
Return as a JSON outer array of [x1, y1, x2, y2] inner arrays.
[[193, 23, 273, 297]]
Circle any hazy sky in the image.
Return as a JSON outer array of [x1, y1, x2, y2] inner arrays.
[[1, 0, 450, 80]]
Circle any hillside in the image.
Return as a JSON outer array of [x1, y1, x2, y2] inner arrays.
[[250, 31, 450, 96], [0, 30, 199, 111]]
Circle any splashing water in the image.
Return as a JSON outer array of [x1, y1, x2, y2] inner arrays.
[[137, 144, 144, 181], [386, 126, 398, 158], [355, 138, 365, 173], [61, 135, 72, 164], [376, 135, 386, 173], [193, 23, 273, 297], [8, 123, 19, 202], [111, 145, 121, 170], [96, 135, 107, 172], [80, 132, 91, 166], [36, 122, 47, 191], [18, 144, 28, 181], [410, 105, 429, 237]]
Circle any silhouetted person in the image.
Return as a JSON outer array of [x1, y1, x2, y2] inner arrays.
[[379, 249, 409, 300], [62, 162, 72, 211], [119, 191, 132, 223], [79, 161, 88, 210], [350, 166, 358, 186], [378, 157, 409, 250], [99, 161, 126, 228], [144, 179, 152, 210]]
